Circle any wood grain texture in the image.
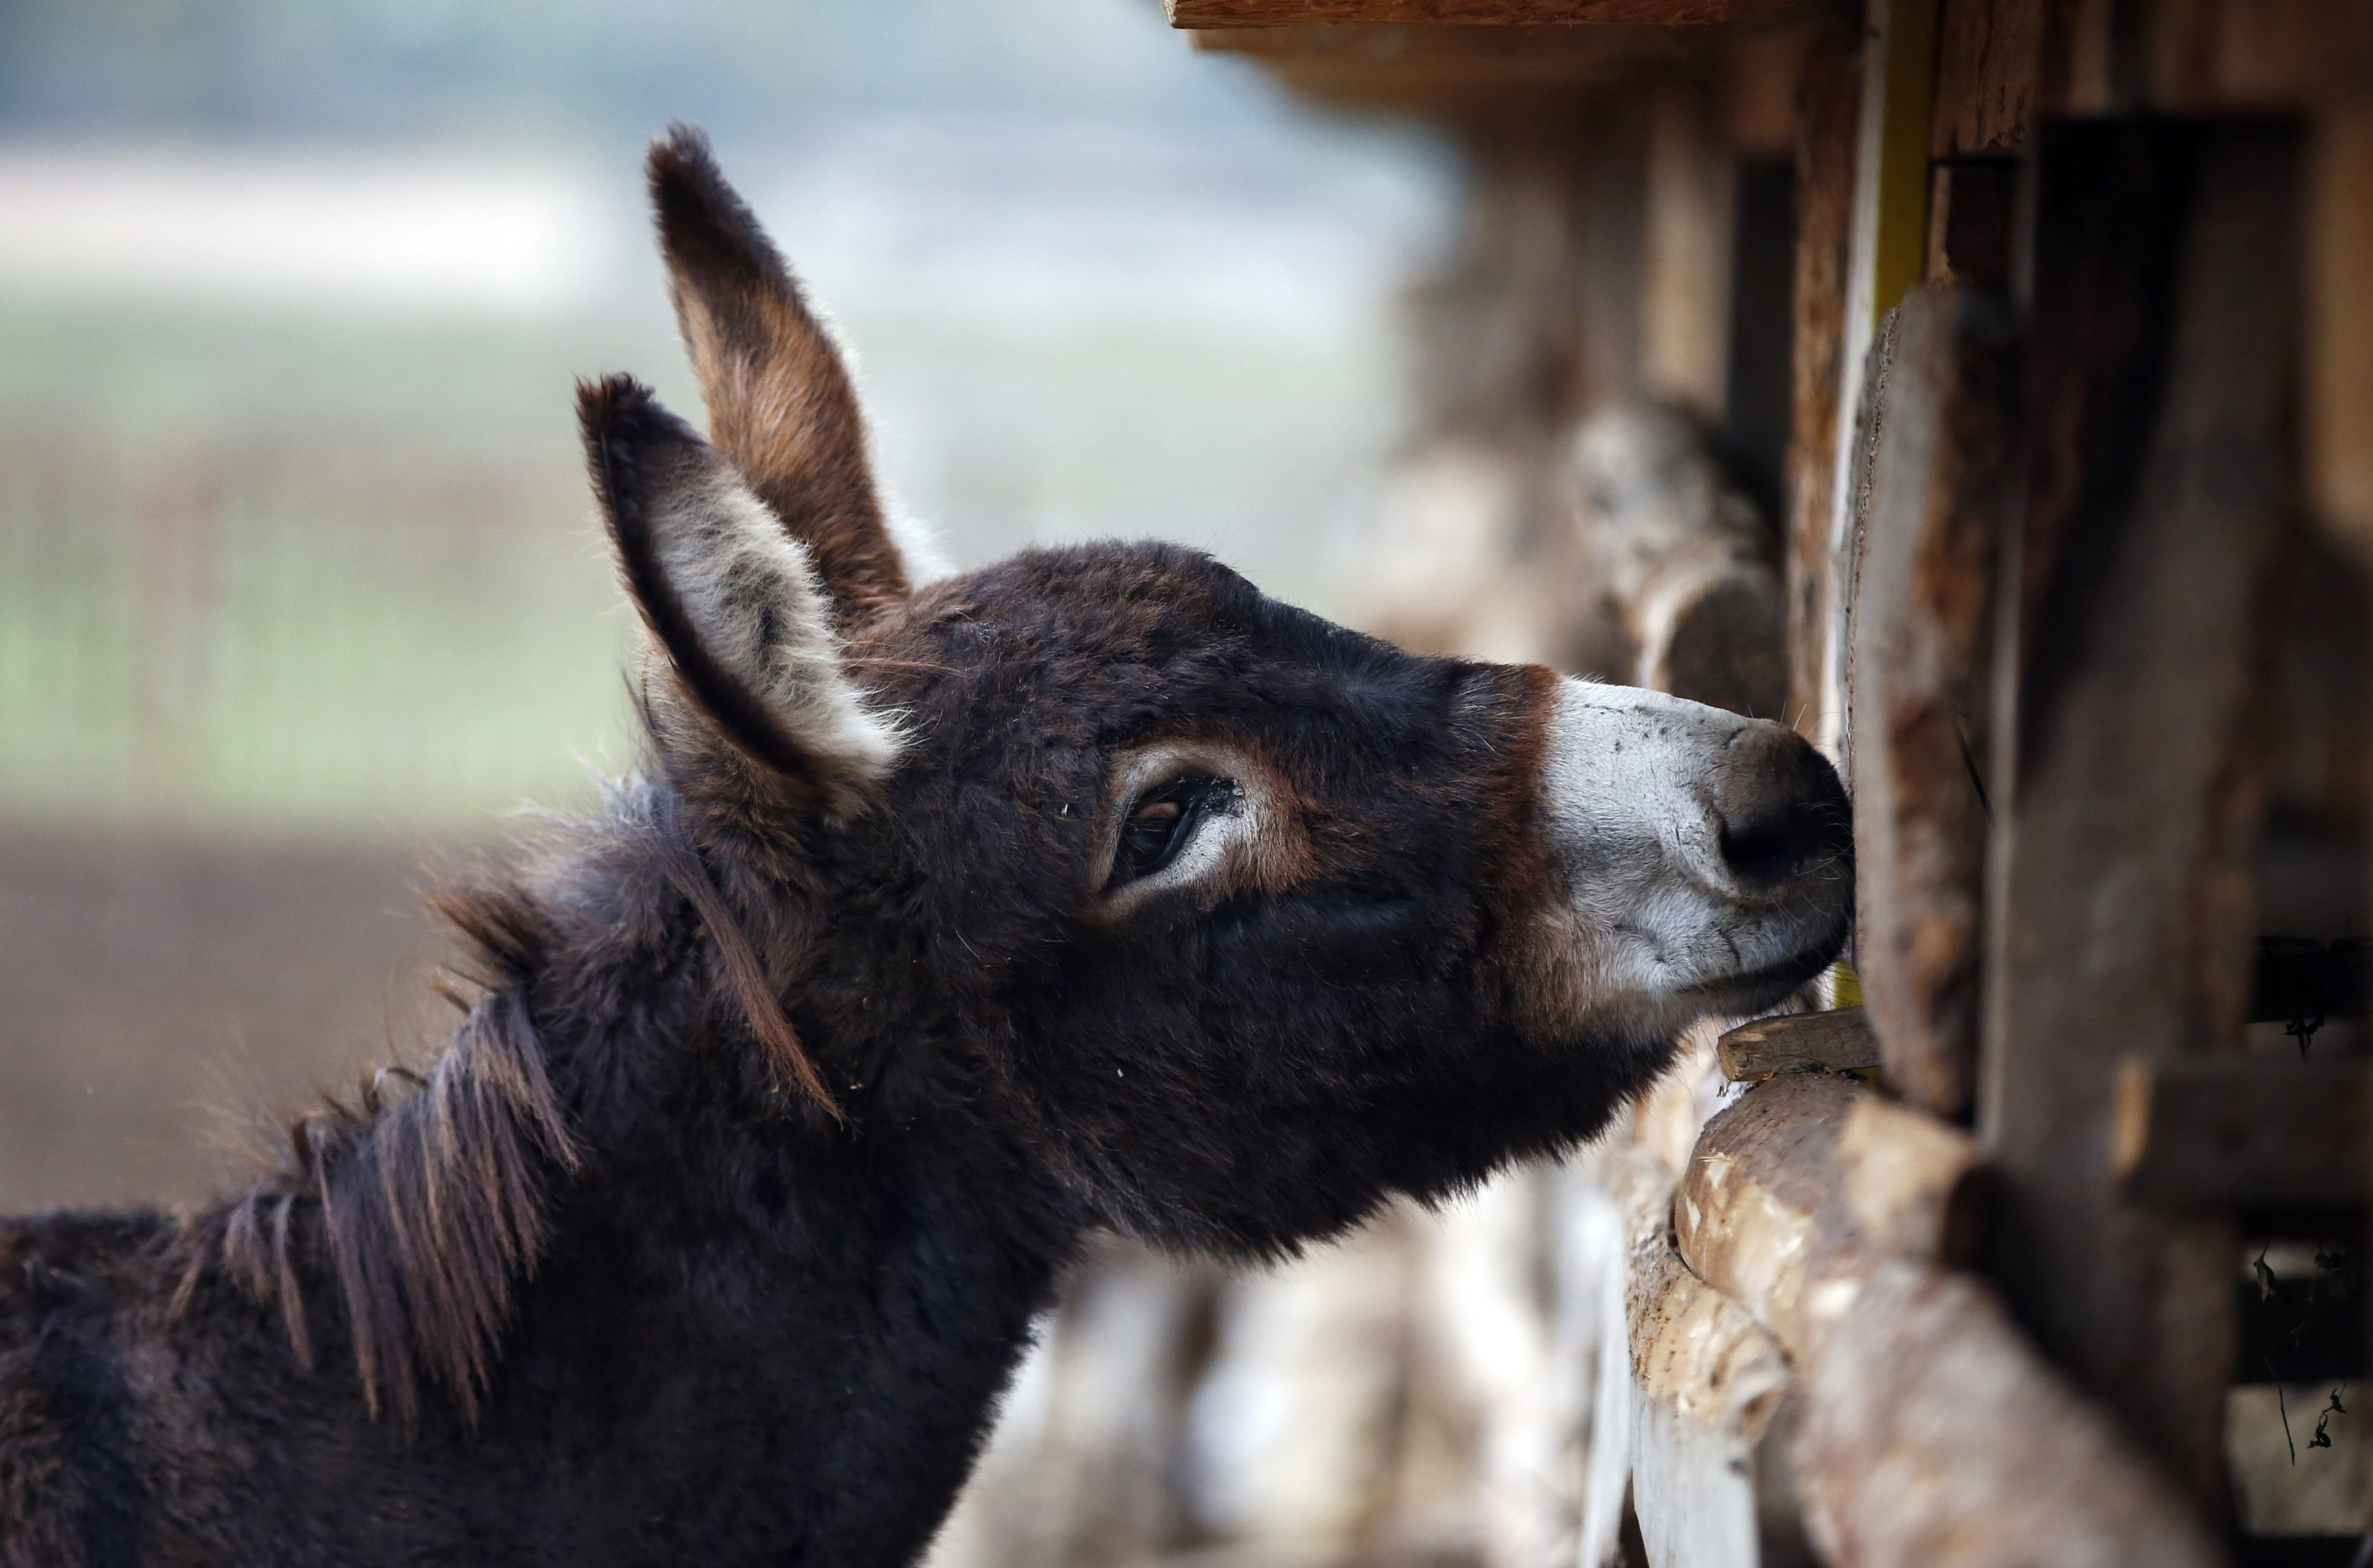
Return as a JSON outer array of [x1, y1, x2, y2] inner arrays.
[[1615, 1132, 1791, 1568], [1848, 286, 2015, 1117], [1785, 20, 1862, 745], [1982, 121, 2303, 1503], [2113, 1056, 2370, 1208], [2311, 106, 2373, 563], [1930, 0, 2042, 155], [1628, 1251, 1787, 1568], [1675, 1072, 1980, 1360], [1792, 1262, 2223, 1568], [1716, 1006, 1881, 1081], [1168, 0, 1800, 24]]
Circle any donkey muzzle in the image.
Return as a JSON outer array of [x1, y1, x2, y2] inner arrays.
[[1536, 677, 1852, 1025]]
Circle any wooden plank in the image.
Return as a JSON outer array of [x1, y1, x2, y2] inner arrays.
[[1613, 1129, 1791, 1568], [1715, 1007, 1880, 1082], [1627, 1249, 1789, 1568], [1167, 0, 1800, 25], [1819, 0, 1940, 757], [1847, 285, 2016, 1117], [1784, 20, 1861, 744], [1185, 21, 1705, 91], [2113, 1056, 2371, 1209], [1791, 1261, 2223, 1568], [1576, 1141, 1671, 1568], [2311, 105, 2373, 566], [1674, 1072, 1980, 1358], [1980, 121, 2304, 1503], [1930, 0, 2043, 155]]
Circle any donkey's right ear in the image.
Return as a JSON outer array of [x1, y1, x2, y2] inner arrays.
[[647, 123, 908, 630], [580, 375, 899, 820]]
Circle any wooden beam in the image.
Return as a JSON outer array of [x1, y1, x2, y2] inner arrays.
[[1980, 121, 2304, 1503], [1817, 0, 1939, 756], [1930, 0, 2043, 155], [1848, 284, 2016, 1117], [2311, 105, 2373, 564], [1784, 19, 1862, 745], [1167, 0, 1801, 26], [1791, 1261, 2223, 1568], [1715, 1007, 1880, 1082], [1185, 21, 1709, 94], [2113, 1056, 2371, 1210], [1673, 1072, 1980, 1360]]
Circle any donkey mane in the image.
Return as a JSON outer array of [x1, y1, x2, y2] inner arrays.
[[166, 870, 572, 1428], [169, 774, 836, 1427]]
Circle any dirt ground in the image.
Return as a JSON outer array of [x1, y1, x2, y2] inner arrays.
[[0, 829, 459, 1212]]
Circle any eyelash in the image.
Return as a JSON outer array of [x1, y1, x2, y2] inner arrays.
[[1109, 774, 1234, 891]]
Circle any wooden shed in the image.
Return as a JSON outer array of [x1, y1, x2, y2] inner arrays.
[[1156, 2, 2373, 1563]]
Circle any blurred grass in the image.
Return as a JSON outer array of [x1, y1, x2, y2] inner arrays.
[[0, 282, 1398, 838], [0, 299, 642, 836]]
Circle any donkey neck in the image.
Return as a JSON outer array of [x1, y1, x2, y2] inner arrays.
[[188, 782, 1085, 1565], [453, 792, 1086, 1560]]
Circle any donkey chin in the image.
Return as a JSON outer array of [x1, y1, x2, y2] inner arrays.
[[1524, 677, 1853, 1048]]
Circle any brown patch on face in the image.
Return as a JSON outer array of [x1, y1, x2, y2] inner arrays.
[[1458, 662, 1609, 1034], [649, 125, 909, 631]]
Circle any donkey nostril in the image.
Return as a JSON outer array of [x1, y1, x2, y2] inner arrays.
[[1711, 724, 1850, 891], [1718, 803, 1822, 886]]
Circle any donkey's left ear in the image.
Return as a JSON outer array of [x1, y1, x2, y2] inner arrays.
[[648, 123, 908, 630], [580, 374, 899, 819]]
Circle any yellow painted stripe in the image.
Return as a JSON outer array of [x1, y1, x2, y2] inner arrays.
[[1830, 956, 1865, 1009], [1870, 0, 1940, 328]]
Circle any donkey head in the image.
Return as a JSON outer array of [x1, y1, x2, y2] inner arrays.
[[586, 127, 1850, 1257]]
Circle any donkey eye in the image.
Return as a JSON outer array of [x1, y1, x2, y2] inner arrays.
[[1110, 774, 1230, 889]]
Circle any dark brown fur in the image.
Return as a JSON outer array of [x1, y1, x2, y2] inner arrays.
[[0, 130, 1848, 1568]]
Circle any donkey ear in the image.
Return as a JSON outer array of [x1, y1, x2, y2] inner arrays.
[[580, 374, 899, 816], [647, 123, 909, 628]]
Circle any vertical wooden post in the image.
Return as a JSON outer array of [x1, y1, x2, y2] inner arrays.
[[2309, 105, 2373, 564], [1980, 121, 2304, 1507], [1849, 285, 2015, 1119], [1786, 22, 1863, 745]]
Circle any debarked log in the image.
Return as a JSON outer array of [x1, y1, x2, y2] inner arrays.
[[1674, 1072, 1980, 1359], [1715, 1006, 1880, 1082], [1674, 1073, 2222, 1567], [1791, 1261, 2222, 1568], [1846, 284, 2017, 1121]]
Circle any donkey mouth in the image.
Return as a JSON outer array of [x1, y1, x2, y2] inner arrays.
[[1680, 921, 1850, 1011]]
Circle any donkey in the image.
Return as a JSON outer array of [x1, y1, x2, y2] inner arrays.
[[0, 126, 1849, 1568]]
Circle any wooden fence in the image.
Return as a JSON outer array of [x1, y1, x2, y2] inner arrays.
[[1149, 3, 2373, 1564]]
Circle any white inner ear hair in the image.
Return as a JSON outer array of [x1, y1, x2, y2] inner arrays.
[[654, 466, 903, 792]]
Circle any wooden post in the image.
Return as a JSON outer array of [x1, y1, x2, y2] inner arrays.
[[1785, 21, 1862, 744], [1848, 285, 2016, 1118], [1980, 120, 2304, 1504], [2309, 105, 2373, 564]]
